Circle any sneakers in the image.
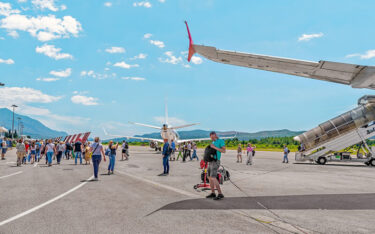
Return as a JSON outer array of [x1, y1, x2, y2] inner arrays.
[[213, 194, 224, 200], [206, 193, 216, 199]]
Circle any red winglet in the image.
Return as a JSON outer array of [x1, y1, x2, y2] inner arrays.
[[185, 21, 195, 62]]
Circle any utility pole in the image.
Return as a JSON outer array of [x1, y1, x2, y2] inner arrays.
[[11, 104, 18, 139]]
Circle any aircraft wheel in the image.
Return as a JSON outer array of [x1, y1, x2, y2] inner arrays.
[[317, 157, 327, 165], [370, 159, 375, 167]]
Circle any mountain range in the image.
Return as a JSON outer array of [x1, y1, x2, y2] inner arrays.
[[0, 108, 68, 139], [110, 129, 304, 142]]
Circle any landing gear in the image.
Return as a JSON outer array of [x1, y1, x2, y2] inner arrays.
[[316, 157, 327, 165], [369, 159, 375, 167]]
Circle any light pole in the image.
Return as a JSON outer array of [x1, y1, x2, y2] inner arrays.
[[11, 104, 18, 139], [17, 117, 21, 136]]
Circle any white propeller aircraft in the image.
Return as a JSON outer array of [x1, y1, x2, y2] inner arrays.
[[185, 21, 375, 90], [104, 103, 235, 151]]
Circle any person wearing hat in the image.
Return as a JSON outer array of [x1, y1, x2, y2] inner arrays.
[[206, 131, 226, 200]]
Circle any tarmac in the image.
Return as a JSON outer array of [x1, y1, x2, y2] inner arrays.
[[0, 146, 375, 234]]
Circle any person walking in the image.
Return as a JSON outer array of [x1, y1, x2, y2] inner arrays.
[[170, 139, 176, 161], [283, 145, 289, 163], [30, 141, 36, 164], [1, 137, 7, 160], [107, 141, 119, 175], [90, 137, 106, 181], [16, 139, 26, 167], [246, 143, 255, 165], [187, 142, 192, 160], [159, 139, 171, 176], [74, 140, 83, 165], [56, 141, 65, 164], [84, 142, 91, 165], [191, 143, 199, 161], [176, 144, 183, 161], [35, 141, 41, 162], [45, 139, 56, 167], [65, 142, 72, 159], [206, 131, 226, 200], [121, 140, 128, 161], [237, 144, 242, 163]]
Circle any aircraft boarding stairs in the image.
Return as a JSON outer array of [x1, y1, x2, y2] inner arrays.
[[294, 95, 375, 166]]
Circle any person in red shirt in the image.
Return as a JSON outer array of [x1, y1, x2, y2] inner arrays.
[[24, 141, 30, 164]]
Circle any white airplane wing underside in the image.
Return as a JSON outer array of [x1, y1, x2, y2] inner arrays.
[[184, 21, 375, 90], [128, 122, 162, 130], [170, 123, 200, 130], [124, 136, 164, 143], [192, 44, 375, 90]]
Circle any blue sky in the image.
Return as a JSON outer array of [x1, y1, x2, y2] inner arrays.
[[0, 0, 374, 138]]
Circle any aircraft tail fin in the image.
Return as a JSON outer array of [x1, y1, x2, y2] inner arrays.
[[185, 21, 195, 62]]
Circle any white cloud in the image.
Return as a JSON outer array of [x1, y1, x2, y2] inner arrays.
[[133, 1, 152, 8], [113, 61, 139, 69], [36, 77, 60, 82], [159, 51, 182, 64], [149, 40, 164, 48], [121, 77, 146, 81], [32, 0, 66, 12], [0, 87, 61, 105], [0, 2, 21, 16], [143, 33, 152, 39], [158, 0, 165, 2], [80, 70, 115, 79], [104, 2, 112, 7], [36, 44, 73, 60], [298, 32, 323, 41], [191, 55, 203, 64], [71, 95, 98, 106], [49, 68, 71, 77], [346, 50, 375, 60], [105, 46, 125, 54], [130, 53, 147, 60], [0, 58, 14, 64], [0, 14, 82, 41], [7, 30, 19, 38], [18, 0, 28, 3], [153, 116, 187, 126]]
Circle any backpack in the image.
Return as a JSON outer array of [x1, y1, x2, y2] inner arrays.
[[204, 145, 217, 162], [125, 142, 129, 149]]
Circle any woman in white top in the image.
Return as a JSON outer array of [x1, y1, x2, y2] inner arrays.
[[46, 139, 56, 167], [90, 137, 106, 181]]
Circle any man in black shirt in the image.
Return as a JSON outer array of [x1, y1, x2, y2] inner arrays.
[[74, 140, 83, 165]]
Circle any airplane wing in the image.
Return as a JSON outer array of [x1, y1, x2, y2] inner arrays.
[[170, 123, 200, 130], [177, 136, 235, 144], [128, 122, 161, 130], [185, 21, 375, 90], [123, 136, 164, 143]]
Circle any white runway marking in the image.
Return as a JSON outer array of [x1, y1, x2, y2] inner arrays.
[[0, 175, 94, 227], [116, 170, 199, 198], [33, 162, 38, 167], [0, 171, 22, 180]]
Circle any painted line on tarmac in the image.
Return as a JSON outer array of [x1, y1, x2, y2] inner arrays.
[[0, 175, 94, 227], [116, 170, 199, 198], [33, 162, 38, 167], [0, 171, 22, 180]]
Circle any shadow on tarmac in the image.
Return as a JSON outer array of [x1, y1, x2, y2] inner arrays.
[[154, 193, 375, 212], [294, 163, 369, 168]]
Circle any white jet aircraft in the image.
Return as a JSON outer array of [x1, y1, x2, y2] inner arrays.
[[185, 21, 375, 90]]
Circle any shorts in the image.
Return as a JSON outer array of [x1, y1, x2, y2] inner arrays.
[[2, 148, 7, 154], [208, 160, 220, 177], [17, 152, 25, 158], [122, 149, 126, 154]]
